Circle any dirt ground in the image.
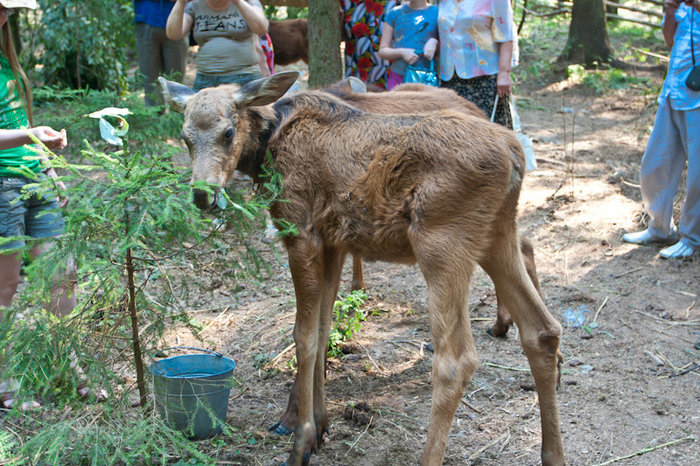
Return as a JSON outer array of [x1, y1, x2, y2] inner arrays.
[[165, 60, 700, 465]]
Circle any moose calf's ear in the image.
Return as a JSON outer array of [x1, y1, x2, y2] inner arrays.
[[158, 77, 196, 113], [234, 71, 301, 108]]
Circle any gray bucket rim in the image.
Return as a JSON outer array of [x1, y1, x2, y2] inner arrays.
[[148, 347, 236, 380]]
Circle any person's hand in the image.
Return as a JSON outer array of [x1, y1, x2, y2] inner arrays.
[[55, 180, 69, 208], [401, 49, 419, 65], [32, 127, 67, 151], [496, 71, 512, 98], [423, 38, 438, 61]]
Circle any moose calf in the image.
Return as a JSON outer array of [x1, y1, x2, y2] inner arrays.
[[160, 72, 565, 466], [268, 19, 308, 66], [328, 79, 541, 337]]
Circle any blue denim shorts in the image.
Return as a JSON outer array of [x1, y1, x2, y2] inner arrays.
[[0, 176, 66, 250], [193, 72, 262, 92]]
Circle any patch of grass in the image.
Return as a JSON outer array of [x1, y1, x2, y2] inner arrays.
[[327, 290, 369, 358], [514, 4, 570, 84], [13, 412, 217, 465], [516, 100, 548, 111], [567, 64, 655, 94]]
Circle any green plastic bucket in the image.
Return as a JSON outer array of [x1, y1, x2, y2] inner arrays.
[[149, 347, 236, 440]]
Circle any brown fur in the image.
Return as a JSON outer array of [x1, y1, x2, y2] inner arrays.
[[269, 19, 308, 66], [165, 73, 565, 466], [325, 82, 535, 338]]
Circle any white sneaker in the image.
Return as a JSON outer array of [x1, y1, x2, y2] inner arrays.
[[622, 229, 678, 245], [659, 240, 696, 259]]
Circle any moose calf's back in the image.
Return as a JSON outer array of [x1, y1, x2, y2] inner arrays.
[[268, 93, 524, 262]]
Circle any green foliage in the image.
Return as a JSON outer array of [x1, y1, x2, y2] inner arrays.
[[0, 431, 18, 463], [32, 86, 184, 159], [513, 4, 570, 84], [15, 413, 216, 465], [327, 290, 368, 358], [285, 7, 308, 19], [0, 103, 285, 462], [264, 6, 308, 19], [35, 0, 134, 92], [566, 64, 654, 94]]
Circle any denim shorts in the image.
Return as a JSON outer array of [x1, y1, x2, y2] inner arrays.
[[193, 72, 262, 92], [0, 176, 66, 251]]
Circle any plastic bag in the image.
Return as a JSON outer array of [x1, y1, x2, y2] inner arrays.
[[404, 59, 438, 88]]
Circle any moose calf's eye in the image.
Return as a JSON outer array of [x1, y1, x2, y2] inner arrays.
[[225, 128, 234, 140]]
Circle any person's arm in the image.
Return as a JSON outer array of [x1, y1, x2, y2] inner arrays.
[[423, 37, 438, 61], [662, 0, 682, 47], [378, 23, 420, 65], [0, 127, 67, 151], [0, 127, 69, 205], [231, 0, 269, 36], [496, 40, 513, 97], [254, 35, 271, 77], [166, 0, 193, 40]]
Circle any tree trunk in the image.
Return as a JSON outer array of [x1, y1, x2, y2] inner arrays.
[[308, 0, 342, 88], [560, 0, 614, 65], [126, 247, 147, 408]]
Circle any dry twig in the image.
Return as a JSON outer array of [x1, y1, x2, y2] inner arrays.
[[593, 297, 609, 323], [358, 342, 385, 373], [344, 416, 373, 456], [592, 435, 694, 466], [461, 398, 483, 415], [612, 267, 644, 279]]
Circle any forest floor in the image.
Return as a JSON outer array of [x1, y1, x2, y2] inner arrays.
[[157, 47, 700, 465]]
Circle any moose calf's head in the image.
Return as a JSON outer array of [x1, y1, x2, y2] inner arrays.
[[158, 72, 300, 210]]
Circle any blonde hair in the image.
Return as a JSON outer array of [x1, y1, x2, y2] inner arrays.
[[1, 20, 33, 125]]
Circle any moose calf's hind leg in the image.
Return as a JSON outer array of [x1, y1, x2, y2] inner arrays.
[[350, 254, 366, 292], [269, 379, 300, 436], [482, 240, 565, 465], [312, 247, 345, 442], [489, 237, 541, 338]]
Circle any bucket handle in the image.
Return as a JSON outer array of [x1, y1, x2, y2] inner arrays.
[[151, 346, 224, 360]]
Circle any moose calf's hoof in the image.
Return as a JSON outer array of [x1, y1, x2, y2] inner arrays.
[[269, 421, 294, 436], [487, 325, 509, 338]]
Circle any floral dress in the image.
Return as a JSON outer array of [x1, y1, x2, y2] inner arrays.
[[340, 0, 398, 88], [438, 0, 517, 128]]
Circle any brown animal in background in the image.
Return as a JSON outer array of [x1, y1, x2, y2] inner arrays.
[[160, 72, 565, 466], [268, 19, 308, 66], [328, 79, 539, 338]]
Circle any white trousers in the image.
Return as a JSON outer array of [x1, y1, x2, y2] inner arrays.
[[640, 97, 700, 248]]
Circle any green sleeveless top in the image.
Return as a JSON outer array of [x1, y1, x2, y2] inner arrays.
[[0, 53, 39, 177]]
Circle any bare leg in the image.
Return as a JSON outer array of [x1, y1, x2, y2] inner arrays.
[[490, 236, 541, 337], [29, 244, 77, 318], [0, 244, 75, 319], [0, 252, 22, 310]]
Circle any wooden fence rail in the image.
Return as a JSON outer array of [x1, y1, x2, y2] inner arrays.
[[604, 0, 663, 19], [263, 0, 309, 7]]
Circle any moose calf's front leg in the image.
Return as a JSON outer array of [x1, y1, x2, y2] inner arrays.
[[285, 243, 325, 465], [287, 303, 321, 465]]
